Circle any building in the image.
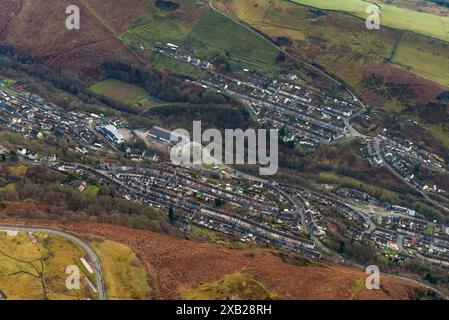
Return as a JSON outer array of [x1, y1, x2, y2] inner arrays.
[[27, 232, 38, 244], [98, 124, 125, 144], [201, 61, 212, 69], [191, 57, 201, 66], [149, 126, 187, 145]]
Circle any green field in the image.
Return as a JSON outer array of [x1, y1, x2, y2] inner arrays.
[[391, 33, 449, 86], [89, 79, 149, 106], [84, 184, 100, 196], [0, 78, 24, 95], [0, 79, 15, 88], [292, 0, 449, 42]]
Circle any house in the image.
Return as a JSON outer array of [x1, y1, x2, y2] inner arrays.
[[191, 57, 201, 66], [387, 241, 399, 251], [27, 232, 38, 244], [201, 61, 212, 69], [74, 181, 87, 192], [166, 43, 179, 51], [180, 54, 192, 63]]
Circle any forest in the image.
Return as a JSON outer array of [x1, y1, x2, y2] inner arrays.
[[0, 162, 175, 235]]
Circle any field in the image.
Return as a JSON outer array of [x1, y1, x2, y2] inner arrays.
[[219, 0, 449, 88], [185, 10, 280, 72], [0, 231, 94, 300], [84, 185, 100, 196], [90, 239, 151, 300], [89, 79, 149, 106], [292, 0, 449, 42], [218, 0, 399, 87], [391, 33, 449, 86]]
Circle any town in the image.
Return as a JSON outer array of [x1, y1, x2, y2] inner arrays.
[[153, 41, 363, 147], [1, 47, 449, 271]]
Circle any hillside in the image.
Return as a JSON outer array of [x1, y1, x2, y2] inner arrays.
[[0, 0, 281, 75], [291, 0, 449, 42], [216, 0, 449, 153], [217, 0, 449, 87], [0, 219, 427, 300], [0, 0, 141, 76]]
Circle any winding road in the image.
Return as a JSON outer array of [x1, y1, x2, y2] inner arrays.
[[0, 225, 106, 300]]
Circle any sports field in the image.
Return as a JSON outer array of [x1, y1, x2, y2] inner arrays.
[[292, 0, 449, 42], [89, 79, 149, 106]]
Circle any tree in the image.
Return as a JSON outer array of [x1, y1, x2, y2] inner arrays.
[[168, 207, 175, 223], [214, 198, 224, 207]]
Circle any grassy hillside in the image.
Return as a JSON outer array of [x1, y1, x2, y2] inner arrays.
[[219, 0, 449, 88], [292, 0, 449, 42], [91, 239, 151, 300], [186, 10, 280, 72], [391, 33, 449, 86], [149, 54, 206, 78], [0, 0, 140, 76]]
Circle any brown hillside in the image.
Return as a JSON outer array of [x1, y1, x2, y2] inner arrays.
[[0, 218, 424, 300], [0, 0, 141, 76]]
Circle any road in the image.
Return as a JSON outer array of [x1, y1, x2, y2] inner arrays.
[[0, 224, 106, 300], [343, 117, 367, 139], [373, 137, 449, 214]]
